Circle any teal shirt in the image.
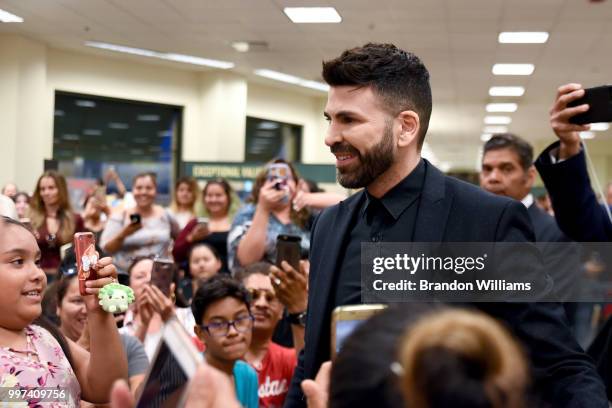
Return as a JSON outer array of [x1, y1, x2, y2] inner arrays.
[[233, 360, 259, 408]]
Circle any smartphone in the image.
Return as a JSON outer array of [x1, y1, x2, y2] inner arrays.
[[151, 259, 175, 296], [568, 85, 612, 125], [130, 213, 142, 224], [74, 232, 99, 296], [94, 185, 106, 205], [276, 234, 301, 271], [136, 318, 204, 408], [331, 304, 387, 358], [267, 163, 291, 190], [196, 217, 209, 228]]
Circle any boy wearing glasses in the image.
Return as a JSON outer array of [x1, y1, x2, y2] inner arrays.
[[235, 262, 299, 408], [192, 275, 258, 408]]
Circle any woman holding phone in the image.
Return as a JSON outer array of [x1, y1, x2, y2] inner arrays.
[[228, 159, 312, 269], [29, 170, 85, 278], [0, 215, 127, 405], [173, 178, 233, 272], [100, 172, 179, 275]]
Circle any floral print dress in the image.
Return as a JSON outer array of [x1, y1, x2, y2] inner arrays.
[[0, 325, 81, 407]]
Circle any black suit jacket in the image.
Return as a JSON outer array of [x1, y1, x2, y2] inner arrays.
[[535, 141, 612, 242], [285, 160, 607, 408]]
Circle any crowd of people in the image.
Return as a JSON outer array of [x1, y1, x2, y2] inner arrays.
[[1, 42, 612, 408]]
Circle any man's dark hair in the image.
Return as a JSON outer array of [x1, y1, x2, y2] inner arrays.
[[322, 43, 432, 149], [483, 133, 534, 171], [233, 261, 273, 282], [191, 274, 251, 323]]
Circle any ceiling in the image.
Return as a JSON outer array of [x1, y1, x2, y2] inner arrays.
[[1, 0, 612, 170]]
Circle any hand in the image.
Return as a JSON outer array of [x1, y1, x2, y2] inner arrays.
[[142, 284, 176, 322], [550, 83, 591, 159], [122, 220, 142, 238], [188, 223, 210, 242], [136, 291, 154, 329], [110, 363, 241, 408], [258, 180, 289, 213], [83, 257, 119, 311], [270, 260, 308, 313], [302, 361, 331, 408], [293, 190, 311, 212]]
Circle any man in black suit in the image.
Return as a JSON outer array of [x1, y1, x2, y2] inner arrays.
[[284, 44, 607, 407], [480, 133, 580, 301], [535, 83, 612, 242]]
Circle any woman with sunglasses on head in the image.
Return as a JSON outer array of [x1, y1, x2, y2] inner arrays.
[[173, 178, 234, 272], [0, 216, 127, 406], [30, 171, 85, 279]]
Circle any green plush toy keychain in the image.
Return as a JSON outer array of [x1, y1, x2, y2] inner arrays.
[[98, 282, 135, 313]]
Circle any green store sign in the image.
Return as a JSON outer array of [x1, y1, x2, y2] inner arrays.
[[183, 162, 338, 184]]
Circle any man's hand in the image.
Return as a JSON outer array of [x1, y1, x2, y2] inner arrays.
[[301, 361, 331, 408], [550, 83, 591, 160], [270, 260, 308, 313]]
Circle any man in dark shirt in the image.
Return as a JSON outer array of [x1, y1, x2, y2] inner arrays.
[[284, 43, 607, 408]]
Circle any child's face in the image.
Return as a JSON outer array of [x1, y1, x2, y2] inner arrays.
[[0, 222, 46, 330], [196, 297, 252, 364], [189, 246, 222, 281]]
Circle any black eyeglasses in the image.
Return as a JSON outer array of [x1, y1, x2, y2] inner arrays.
[[200, 314, 254, 337]]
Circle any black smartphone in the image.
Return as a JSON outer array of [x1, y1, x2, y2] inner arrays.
[[276, 234, 301, 271], [150, 259, 175, 296], [130, 213, 142, 224], [568, 85, 612, 125]]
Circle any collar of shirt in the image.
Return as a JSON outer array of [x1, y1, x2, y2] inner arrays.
[[362, 159, 426, 221], [521, 193, 534, 209]]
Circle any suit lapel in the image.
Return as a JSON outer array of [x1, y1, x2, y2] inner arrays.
[[413, 160, 452, 242]]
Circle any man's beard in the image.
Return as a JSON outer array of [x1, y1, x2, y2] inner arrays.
[[333, 122, 395, 189]]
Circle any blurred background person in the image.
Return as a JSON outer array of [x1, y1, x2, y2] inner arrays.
[[30, 170, 85, 278], [1, 182, 17, 199], [229, 160, 311, 269], [173, 178, 233, 272], [535, 193, 554, 216], [13, 191, 31, 221], [82, 192, 111, 242], [101, 172, 179, 275], [168, 176, 199, 230], [180, 243, 223, 303]]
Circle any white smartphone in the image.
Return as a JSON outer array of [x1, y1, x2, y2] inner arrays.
[[136, 318, 204, 407]]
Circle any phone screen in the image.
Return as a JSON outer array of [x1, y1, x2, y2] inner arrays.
[[335, 319, 367, 354], [151, 260, 175, 296], [74, 232, 98, 296], [136, 341, 188, 408], [276, 234, 301, 271]]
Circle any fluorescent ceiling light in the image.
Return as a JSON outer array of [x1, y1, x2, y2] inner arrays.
[[83, 129, 102, 136], [283, 7, 341, 23], [231, 41, 250, 53], [137, 114, 160, 122], [85, 41, 234, 69], [484, 126, 508, 134], [498, 32, 549, 44], [62, 134, 80, 141], [254, 69, 329, 92], [590, 123, 610, 131], [486, 103, 518, 113], [54, 110, 65, 117], [492, 64, 535, 76], [484, 116, 512, 125], [481, 133, 492, 142], [580, 131, 595, 139], [76, 100, 96, 108], [489, 86, 525, 97], [109, 122, 129, 130], [0, 8, 23, 23]]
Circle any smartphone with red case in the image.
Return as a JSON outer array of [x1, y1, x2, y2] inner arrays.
[[74, 232, 99, 296]]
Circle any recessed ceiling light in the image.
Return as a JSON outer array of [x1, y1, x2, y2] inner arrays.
[[254, 69, 329, 92], [489, 86, 525, 97], [580, 131, 595, 139], [484, 116, 512, 125], [85, 41, 234, 69], [498, 32, 549, 44], [486, 103, 518, 113], [283, 7, 342, 23], [483, 126, 508, 133], [590, 123, 610, 131], [0, 8, 23, 23], [481, 133, 493, 142], [492, 64, 535, 76]]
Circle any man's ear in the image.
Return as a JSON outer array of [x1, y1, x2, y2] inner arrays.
[[526, 165, 537, 186], [396, 110, 420, 148]]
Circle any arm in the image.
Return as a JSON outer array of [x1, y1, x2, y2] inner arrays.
[[172, 219, 198, 263], [293, 191, 345, 212], [100, 215, 141, 255], [271, 260, 308, 353]]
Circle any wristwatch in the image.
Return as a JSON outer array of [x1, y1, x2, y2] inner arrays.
[[287, 311, 307, 327]]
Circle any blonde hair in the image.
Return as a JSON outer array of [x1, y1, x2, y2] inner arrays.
[[170, 176, 199, 214], [399, 309, 529, 408], [30, 171, 75, 244]]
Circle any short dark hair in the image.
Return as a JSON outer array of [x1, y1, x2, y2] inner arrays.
[[322, 43, 432, 149], [233, 262, 273, 282], [191, 275, 251, 324], [483, 133, 533, 171], [132, 172, 157, 187]]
